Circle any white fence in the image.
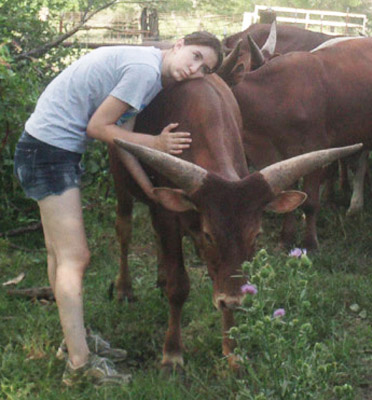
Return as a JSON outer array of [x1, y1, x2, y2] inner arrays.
[[243, 5, 368, 36]]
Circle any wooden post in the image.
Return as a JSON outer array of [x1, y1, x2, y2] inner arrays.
[[149, 8, 159, 40], [140, 7, 148, 40]]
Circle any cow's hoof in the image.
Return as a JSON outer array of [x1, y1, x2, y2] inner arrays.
[[227, 354, 243, 374], [108, 282, 137, 302], [346, 206, 363, 218], [160, 362, 185, 378], [276, 241, 292, 252], [160, 353, 185, 378], [118, 292, 137, 303], [302, 236, 319, 251]]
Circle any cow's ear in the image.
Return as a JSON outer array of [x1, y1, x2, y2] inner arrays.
[[265, 190, 307, 214], [230, 62, 246, 85], [153, 188, 198, 212]]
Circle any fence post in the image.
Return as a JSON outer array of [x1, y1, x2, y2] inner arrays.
[[149, 8, 159, 40]]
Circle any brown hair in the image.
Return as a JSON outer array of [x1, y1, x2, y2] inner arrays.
[[183, 31, 222, 73]]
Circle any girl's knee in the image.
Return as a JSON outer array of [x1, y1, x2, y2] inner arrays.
[[58, 248, 91, 275], [78, 248, 91, 272]]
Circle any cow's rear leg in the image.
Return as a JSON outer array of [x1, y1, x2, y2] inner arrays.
[[302, 171, 321, 250], [279, 212, 297, 249], [279, 182, 298, 249], [150, 207, 190, 372], [321, 161, 338, 205], [347, 150, 368, 217]]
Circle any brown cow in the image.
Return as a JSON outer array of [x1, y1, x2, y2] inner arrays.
[[221, 25, 367, 221], [110, 74, 361, 371], [223, 23, 337, 56], [219, 23, 340, 83], [230, 37, 372, 250]]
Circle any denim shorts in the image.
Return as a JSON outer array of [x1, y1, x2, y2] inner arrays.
[[14, 131, 83, 201]]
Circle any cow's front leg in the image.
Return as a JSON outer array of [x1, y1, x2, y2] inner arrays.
[[114, 196, 135, 301], [109, 147, 135, 302], [150, 207, 190, 371], [222, 308, 241, 371]]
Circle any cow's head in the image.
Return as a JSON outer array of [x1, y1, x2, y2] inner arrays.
[[114, 140, 362, 311], [219, 21, 278, 86]]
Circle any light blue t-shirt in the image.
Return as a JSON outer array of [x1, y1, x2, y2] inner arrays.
[[25, 46, 163, 153]]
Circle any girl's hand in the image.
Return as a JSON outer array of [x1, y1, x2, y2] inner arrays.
[[155, 123, 192, 154]]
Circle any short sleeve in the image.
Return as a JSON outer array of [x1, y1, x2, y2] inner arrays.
[[110, 64, 160, 112]]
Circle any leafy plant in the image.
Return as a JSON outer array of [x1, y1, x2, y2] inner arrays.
[[230, 249, 357, 399]]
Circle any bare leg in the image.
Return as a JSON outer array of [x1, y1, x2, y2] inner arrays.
[[44, 229, 57, 294], [38, 188, 90, 368]]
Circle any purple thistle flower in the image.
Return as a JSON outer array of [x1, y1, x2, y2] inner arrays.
[[273, 308, 286, 318], [289, 248, 307, 258], [241, 283, 258, 295]]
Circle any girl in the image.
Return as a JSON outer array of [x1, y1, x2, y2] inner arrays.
[[14, 31, 222, 386]]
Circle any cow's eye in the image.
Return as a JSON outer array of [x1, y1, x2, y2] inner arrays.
[[203, 231, 214, 245]]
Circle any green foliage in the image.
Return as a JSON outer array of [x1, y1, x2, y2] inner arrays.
[[231, 250, 358, 399], [1, 183, 372, 398], [0, 0, 99, 232]]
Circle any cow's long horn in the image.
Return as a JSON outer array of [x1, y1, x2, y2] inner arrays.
[[261, 21, 277, 56], [247, 34, 265, 68], [217, 39, 242, 79], [114, 138, 208, 193], [260, 144, 363, 195]]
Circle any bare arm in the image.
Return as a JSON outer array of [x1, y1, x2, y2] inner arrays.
[[86, 95, 191, 154]]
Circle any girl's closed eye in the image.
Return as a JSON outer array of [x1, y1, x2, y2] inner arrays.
[[193, 52, 202, 61]]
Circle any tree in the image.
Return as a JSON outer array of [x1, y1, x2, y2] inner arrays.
[[0, 0, 130, 229]]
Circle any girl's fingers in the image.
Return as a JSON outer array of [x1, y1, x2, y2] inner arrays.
[[164, 122, 179, 131], [171, 131, 191, 138]]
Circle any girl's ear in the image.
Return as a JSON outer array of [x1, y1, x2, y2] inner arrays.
[[174, 38, 184, 51]]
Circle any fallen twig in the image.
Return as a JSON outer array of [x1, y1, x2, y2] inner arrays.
[[0, 222, 42, 237], [6, 286, 55, 301], [6, 243, 45, 252]]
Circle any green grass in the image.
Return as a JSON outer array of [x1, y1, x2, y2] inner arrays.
[[0, 175, 371, 399]]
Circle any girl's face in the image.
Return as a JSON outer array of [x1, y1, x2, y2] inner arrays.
[[162, 39, 219, 83]]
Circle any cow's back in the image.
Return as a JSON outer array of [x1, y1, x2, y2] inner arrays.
[[135, 75, 248, 180], [223, 23, 337, 54], [313, 38, 372, 147], [233, 37, 372, 164]]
